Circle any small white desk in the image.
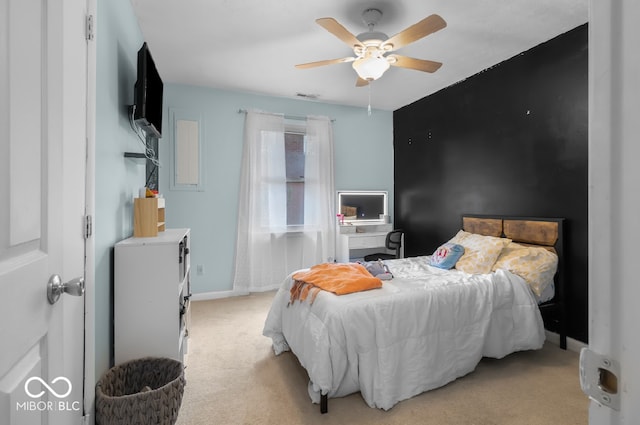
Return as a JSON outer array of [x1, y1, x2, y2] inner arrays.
[[336, 223, 402, 262]]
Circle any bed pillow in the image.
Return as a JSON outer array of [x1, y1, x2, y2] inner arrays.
[[492, 242, 558, 296], [448, 229, 469, 244], [448, 230, 510, 274], [429, 243, 465, 269]]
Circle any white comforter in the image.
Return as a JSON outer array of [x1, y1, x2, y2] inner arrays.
[[263, 257, 545, 410]]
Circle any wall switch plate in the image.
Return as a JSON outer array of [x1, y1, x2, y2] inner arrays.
[[196, 264, 204, 275]]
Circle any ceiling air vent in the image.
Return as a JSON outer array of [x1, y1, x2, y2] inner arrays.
[[296, 92, 319, 100]]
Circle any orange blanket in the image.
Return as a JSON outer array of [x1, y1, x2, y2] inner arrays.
[[289, 263, 382, 305]]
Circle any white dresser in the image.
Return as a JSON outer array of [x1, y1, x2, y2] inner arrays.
[[336, 223, 401, 262], [114, 228, 191, 365]]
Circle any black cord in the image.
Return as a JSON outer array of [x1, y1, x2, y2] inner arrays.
[[128, 104, 161, 167], [145, 162, 158, 190]]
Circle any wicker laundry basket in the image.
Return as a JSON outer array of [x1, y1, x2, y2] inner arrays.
[[95, 357, 185, 425]]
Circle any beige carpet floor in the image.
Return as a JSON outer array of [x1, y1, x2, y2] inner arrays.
[[176, 291, 588, 425]]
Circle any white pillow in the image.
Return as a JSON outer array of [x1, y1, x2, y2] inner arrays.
[[448, 230, 510, 274], [492, 242, 558, 296]]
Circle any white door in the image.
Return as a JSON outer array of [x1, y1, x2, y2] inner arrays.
[[0, 0, 89, 424], [588, 0, 640, 423]]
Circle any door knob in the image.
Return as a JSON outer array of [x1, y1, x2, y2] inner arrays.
[[47, 275, 85, 305]]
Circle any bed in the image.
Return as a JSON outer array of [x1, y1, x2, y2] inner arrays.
[[263, 215, 565, 413]]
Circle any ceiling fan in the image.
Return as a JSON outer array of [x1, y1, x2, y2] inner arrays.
[[296, 8, 447, 86]]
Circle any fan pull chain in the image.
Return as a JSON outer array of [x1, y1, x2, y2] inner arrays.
[[367, 83, 372, 116]]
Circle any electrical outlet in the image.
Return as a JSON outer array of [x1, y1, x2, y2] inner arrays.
[[196, 264, 204, 275]]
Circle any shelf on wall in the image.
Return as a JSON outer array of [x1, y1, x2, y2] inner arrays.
[[124, 152, 147, 159]]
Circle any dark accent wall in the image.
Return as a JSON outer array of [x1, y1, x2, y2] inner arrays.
[[393, 24, 588, 343]]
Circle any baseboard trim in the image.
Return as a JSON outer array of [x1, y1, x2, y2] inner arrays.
[[191, 286, 281, 301], [545, 330, 586, 353], [191, 290, 250, 301]]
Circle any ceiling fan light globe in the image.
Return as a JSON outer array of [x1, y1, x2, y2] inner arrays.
[[352, 56, 390, 81]]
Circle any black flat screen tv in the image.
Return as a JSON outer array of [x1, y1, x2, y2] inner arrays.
[[134, 42, 163, 138]]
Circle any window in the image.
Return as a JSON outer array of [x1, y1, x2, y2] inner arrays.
[[284, 127, 305, 226], [233, 111, 335, 291]]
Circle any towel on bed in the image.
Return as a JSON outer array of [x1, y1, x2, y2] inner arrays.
[[289, 263, 383, 305]]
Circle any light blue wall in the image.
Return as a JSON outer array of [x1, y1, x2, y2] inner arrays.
[[95, 0, 144, 379], [94, 1, 394, 381], [159, 85, 394, 294]]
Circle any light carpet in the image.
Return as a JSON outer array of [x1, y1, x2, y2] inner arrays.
[[176, 291, 588, 425]]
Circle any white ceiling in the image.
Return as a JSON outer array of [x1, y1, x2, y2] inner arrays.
[[130, 0, 588, 111]]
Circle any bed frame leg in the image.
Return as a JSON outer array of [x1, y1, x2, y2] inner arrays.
[[560, 302, 567, 350], [320, 394, 328, 414], [560, 332, 567, 350]]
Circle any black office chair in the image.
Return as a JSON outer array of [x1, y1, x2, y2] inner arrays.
[[364, 229, 404, 261]]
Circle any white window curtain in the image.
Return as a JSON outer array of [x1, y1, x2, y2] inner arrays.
[[232, 111, 336, 292]]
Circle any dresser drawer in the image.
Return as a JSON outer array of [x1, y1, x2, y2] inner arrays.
[[349, 234, 386, 249]]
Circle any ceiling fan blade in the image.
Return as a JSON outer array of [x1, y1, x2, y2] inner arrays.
[[295, 57, 355, 69], [389, 55, 442, 73], [382, 14, 447, 51], [355, 77, 369, 87], [316, 17, 363, 49]]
